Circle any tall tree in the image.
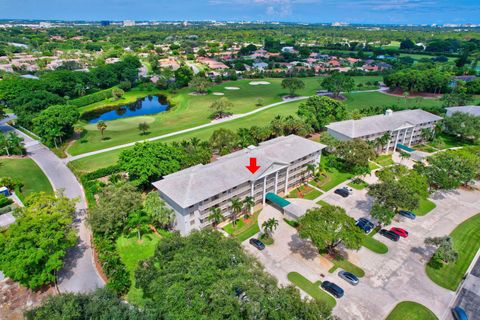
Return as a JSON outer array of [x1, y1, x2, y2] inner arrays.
[[208, 207, 223, 227], [96, 120, 107, 139], [321, 73, 355, 98], [262, 218, 279, 239], [281, 78, 305, 96], [334, 139, 376, 172], [32, 105, 79, 147], [298, 205, 363, 255], [425, 236, 458, 264], [415, 149, 480, 190], [230, 198, 243, 226], [135, 230, 330, 319], [138, 121, 150, 135], [143, 191, 175, 229], [88, 182, 142, 238], [209, 97, 233, 119], [444, 112, 480, 142], [188, 76, 212, 94], [0, 192, 77, 289], [209, 128, 238, 155], [297, 96, 346, 131]]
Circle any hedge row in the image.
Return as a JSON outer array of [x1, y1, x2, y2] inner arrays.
[[70, 89, 114, 108], [81, 164, 130, 295]]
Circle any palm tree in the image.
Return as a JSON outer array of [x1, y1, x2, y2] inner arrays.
[[262, 218, 279, 239], [230, 198, 243, 227], [306, 163, 317, 180], [138, 122, 150, 135], [208, 207, 223, 227], [243, 196, 255, 217], [375, 132, 391, 153], [399, 151, 410, 163], [96, 120, 107, 139]]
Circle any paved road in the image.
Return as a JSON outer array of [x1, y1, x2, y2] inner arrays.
[[322, 176, 480, 320], [0, 121, 104, 293], [450, 251, 480, 320]]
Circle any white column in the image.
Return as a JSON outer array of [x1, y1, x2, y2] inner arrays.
[[386, 133, 392, 152], [402, 128, 407, 144], [250, 181, 254, 197], [262, 176, 267, 204], [284, 168, 290, 194], [393, 130, 401, 152], [274, 171, 279, 194], [408, 127, 415, 146]]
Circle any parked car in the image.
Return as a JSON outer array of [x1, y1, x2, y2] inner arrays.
[[379, 229, 400, 242], [334, 188, 349, 198], [390, 227, 409, 238], [356, 218, 374, 234], [321, 281, 344, 298], [338, 270, 359, 286], [399, 210, 416, 220], [249, 238, 265, 250], [452, 306, 468, 320]]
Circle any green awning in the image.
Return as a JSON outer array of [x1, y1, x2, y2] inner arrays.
[[266, 192, 290, 208]]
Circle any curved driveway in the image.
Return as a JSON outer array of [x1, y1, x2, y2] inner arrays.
[[0, 121, 104, 293]]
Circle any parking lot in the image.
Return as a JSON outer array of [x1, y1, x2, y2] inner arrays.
[[243, 174, 480, 320]]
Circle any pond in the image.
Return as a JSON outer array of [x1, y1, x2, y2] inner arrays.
[[85, 95, 170, 124]]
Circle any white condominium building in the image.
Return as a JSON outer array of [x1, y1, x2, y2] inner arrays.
[[153, 135, 326, 235], [326, 109, 443, 152]]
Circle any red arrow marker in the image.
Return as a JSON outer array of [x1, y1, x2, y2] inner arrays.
[[246, 157, 260, 174]]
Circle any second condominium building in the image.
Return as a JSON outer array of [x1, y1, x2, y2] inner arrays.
[[153, 135, 326, 235], [326, 109, 443, 152]]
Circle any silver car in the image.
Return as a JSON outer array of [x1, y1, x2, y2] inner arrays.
[[338, 270, 359, 286]]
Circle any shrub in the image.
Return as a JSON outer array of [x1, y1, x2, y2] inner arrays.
[[0, 195, 13, 208], [70, 89, 114, 108]]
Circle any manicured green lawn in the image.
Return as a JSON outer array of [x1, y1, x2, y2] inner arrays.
[[287, 272, 337, 310], [68, 78, 440, 157], [288, 184, 322, 200], [328, 256, 365, 277], [348, 178, 368, 190], [311, 157, 354, 192], [343, 92, 442, 111], [69, 78, 320, 155], [416, 198, 436, 216], [68, 99, 303, 174], [362, 234, 388, 254], [374, 154, 395, 167], [429, 133, 473, 150], [316, 199, 331, 208], [223, 210, 260, 242], [385, 301, 438, 320], [116, 234, 163, 306], [426, 213, 480, 291], [0, 158, 53, 200]]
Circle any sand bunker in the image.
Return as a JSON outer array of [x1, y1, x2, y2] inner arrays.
[[212, 92, 225, 96], [249, 81, 271, 85], [224, 86, 240, 90]]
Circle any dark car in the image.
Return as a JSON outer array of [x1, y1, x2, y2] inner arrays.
[[390, 227, 409, 238], [338, 270, 359, 286], [249, 238, 265, 250], [334, 188, 349, 198], [321, 281, 344, 298], [399, 210, 416, 220], [379, 229, 400, 242], [452, 307, 468, 320], [356, 218, 374, 234]]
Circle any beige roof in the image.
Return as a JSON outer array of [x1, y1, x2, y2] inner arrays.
[[153, 135, 325, 208], [326, 109, 443, 139]]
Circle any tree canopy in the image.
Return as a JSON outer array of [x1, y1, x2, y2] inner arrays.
[[135, 230, 330, 319], [321, 73, 354, 98], [0, 192, 77, 289], [444, 112, 480, 142], [32, 104, 79, 147], [298, 205, 363, 255], [297, 96, 346, 132]]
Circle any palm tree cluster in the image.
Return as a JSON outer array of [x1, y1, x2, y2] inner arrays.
[[208, 196, 255, 228], [261, 218, 279, 239]]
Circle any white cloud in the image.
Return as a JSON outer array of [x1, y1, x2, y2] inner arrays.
[[209, 0, 316, 17]]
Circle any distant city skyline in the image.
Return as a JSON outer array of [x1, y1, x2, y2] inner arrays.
[[0, 0, 479, 25]]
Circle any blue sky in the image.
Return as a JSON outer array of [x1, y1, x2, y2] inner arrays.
[[0, 0, 479, 24]]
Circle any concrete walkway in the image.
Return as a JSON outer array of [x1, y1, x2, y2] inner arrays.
[[64, 86, 390, 163], [0, 122, 104, 293]]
